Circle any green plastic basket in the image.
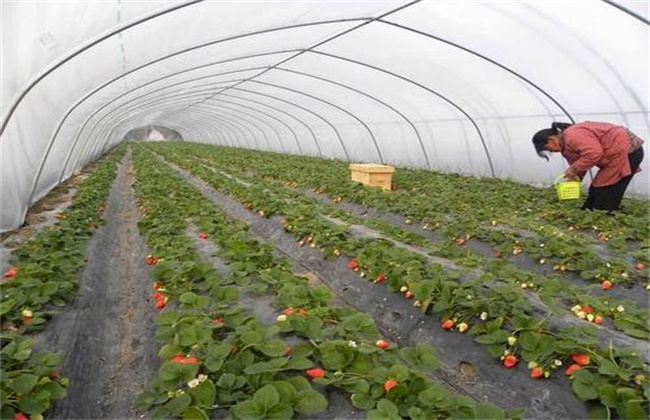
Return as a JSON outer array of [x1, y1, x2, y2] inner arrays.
[[554, 175, 581, 200]]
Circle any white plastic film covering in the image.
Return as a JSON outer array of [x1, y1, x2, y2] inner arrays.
[[1, 0, 648, 232]]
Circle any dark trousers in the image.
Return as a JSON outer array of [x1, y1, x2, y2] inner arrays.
[[582, 147, 644, 211]]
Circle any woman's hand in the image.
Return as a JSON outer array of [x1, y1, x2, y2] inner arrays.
[[564, 168, 579, 180]]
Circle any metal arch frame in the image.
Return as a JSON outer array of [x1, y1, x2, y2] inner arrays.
[[247, 79, 383, 162], [377, 19, 576, 124], [59, 50, 303, 164], [169, 0, 422, 118], [147, 107, 257, 151], [47, 52, 335, 190], [25, 15, 374, 207], [58, 80, 240, 186], [96, 97, 275, 161], [205, 97, 303, 154], [25, 6, 601, 209], [227, 87, 349, 159], [601, 0, 650, 24], [510, 3, 642, 128], [218, 93, 321, 157], [39, 16, 513, 201], [70, 71, 384, 180], [159, 111, 248, 149], [95, 73, 322, 157], [194, 102, 285, 153], [308, 50, 496, 176], [159, 118, 231, 148], [136, 76, 382, 161], [66, 58, 325, 164], [83, 90, 287, 163], [186, 111, 256, 150], [167, 114, 237, 148], [53, 72, 347, 186], [88, 81, 300, 155], [69, 89, 242, 174], [0, 0, 206, 135], [156, 111, 242, 149], [98, 75, 380, 163], [273, 66, 431, 169], [85, 101, 259, 173]]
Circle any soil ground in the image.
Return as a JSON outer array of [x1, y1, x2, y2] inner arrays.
[[29, 152, 159, 419], [7, 148, 634, 419]]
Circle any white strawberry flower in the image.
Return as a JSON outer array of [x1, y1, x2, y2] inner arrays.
[[480, 312, 488, 321]]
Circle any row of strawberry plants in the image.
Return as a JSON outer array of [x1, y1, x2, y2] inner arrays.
[[163, 142, 648, 287], [146, 142, 649, 419], [130, 145, 512, 419], [0, 145, 126, 419], [151, 143, 649, 343], [148, 144, 649, 339]]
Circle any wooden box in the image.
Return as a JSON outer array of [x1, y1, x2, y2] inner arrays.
[[349, 163, 395, 191]]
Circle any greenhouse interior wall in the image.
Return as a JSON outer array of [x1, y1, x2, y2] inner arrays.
[[0, 1, 649, 420]]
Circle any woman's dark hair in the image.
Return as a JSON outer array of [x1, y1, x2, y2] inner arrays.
[[532, 122, 573, 160]]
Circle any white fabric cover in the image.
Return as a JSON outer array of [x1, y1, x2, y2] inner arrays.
[[1, 0, 648, 231]]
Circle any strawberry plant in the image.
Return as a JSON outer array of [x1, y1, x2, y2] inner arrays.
[[140, 142, 649, 418], [0, 146, 125, 418], [130, 145, 514, 419]]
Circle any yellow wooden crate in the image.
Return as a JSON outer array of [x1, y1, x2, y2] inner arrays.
[[349, 163, 395, 191]]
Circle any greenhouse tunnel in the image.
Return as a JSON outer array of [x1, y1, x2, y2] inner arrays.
[[1, 0, 648, 231], [1, 2, 650, 420]]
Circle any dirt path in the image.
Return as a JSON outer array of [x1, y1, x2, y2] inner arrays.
[[33, 150, 159, 419]]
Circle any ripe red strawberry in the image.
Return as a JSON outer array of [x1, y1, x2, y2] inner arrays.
[[347, 259, 359, 270], [197, 232, 209, 239], [22, 316, 33, 325], [635, 262, 646, 270], [283, 346, 292, 356], [565, 364, 581, 376], [153, 291, 163, 300], [593, 315, 603, 325], [14, 413, 29, 420], [3, 267, 17, 278], [441, 319, 454, 330], [601, 280, 613, 290], [404, 291, 414, 299], [375, 273, 386, 283], [49, 370, 59, 379], [582, 305, 593, 314], [571, 354, 590, 366], [502, 354, 518, 368], [384, 379, 398, 392], [170, 353, 185, 363], [530, 367, 543, 379], [282, 307, 295, 316], [155, 299, 166, 310], [306, 368, 325, 379], [296, 308, 309, 317], [212, 318, 225, 326], [375, 340, 390, 349], [181, 356, 200, 364]]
